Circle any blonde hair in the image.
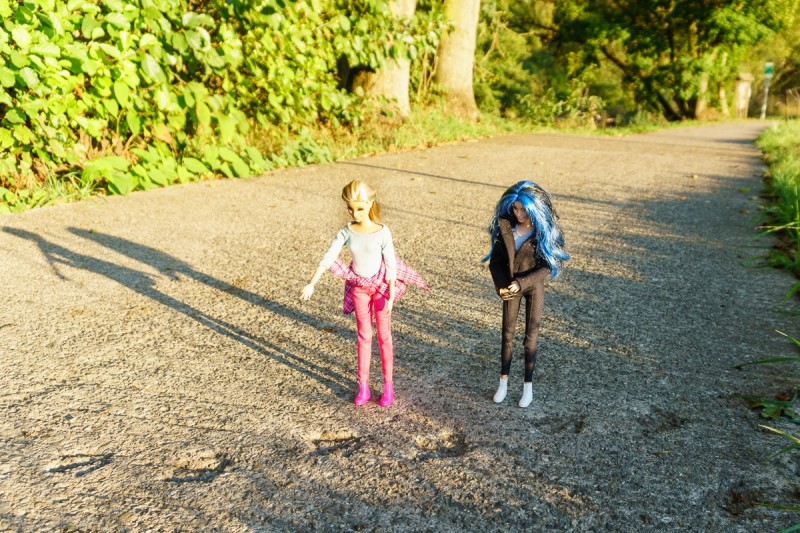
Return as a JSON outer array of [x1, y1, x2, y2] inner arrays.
[[341, 179, 381, 222]]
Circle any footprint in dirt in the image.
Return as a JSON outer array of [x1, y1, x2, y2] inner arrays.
[[164, 449, 231, 483], [44, 453, 114, 477], [413, 431, 469, 460], [310, 432, 367, 457]]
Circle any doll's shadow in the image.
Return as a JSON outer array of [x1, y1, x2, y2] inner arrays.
[[4, 227, 350, 394], [66, 227, 346, 337]]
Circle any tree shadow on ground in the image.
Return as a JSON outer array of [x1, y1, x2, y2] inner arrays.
[[337, 161, 508, 190]]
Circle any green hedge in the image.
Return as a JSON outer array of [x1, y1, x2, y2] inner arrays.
[[0, 0, 425, 213]]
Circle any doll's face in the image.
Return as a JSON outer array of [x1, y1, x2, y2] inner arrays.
[[347, 200, 372, 223], [512, 201, 530, 225]]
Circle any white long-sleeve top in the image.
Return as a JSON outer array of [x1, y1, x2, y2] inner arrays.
[[319, 223, 397, 280]]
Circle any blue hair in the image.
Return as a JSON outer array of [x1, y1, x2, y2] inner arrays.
[[483, 180, 569, 277]]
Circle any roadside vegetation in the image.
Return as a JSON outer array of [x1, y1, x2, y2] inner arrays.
[[757, 120, 800, 297], [2, 0, 799, 215], [733, 121, 800, 530]]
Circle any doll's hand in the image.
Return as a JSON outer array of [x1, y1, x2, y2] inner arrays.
[[300, 283, 315, 301], [508, 281, 521, 294]]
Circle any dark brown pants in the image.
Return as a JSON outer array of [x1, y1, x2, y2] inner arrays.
[[500, 277, 545, 382]]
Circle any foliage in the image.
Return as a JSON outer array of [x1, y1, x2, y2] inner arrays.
[[737, 330, 800, 525], [0, 0, 427, 214], [0, 0, 262, 213], [756, 120, 800, 295], [738, 331, 800, 422], [550, 0, 800, 120], [408, 0, 449, 106], [750, 392, 800, 422]]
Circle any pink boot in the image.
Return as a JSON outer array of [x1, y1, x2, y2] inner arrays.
[[354, 382, 371, 406], [379, 382, 394, 407]]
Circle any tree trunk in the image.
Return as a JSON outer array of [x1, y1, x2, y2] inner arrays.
[[433, 0, 481, 120], [695, 73, 708, 119], [718, 51, 730, 117], [353, 0, 417, 119]]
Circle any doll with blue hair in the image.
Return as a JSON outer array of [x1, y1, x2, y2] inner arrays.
[[484, 180, 569, 407]]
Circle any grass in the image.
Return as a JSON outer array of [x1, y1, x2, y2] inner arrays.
[[756, 120, 800, 298]]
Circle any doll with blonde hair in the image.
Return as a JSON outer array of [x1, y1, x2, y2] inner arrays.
[[301, 180, 428, 407]]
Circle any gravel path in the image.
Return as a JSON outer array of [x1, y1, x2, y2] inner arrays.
[[1, 122, 799, 532]]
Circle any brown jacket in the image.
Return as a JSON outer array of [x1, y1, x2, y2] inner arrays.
[[489, 218, 549, 293]]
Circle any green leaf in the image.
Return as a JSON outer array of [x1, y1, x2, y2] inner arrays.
[[103, 98, 119, 116], [218, 147, 250, 177], [205, 50, 225, 69], [244, 146, 269, 171], [82, 156, 130, 184], [218, 115, 236, 143], [105, 13, 130, 30], [0, 128, 13, 149], [30, 42, 61, 58], [185, 29, 209, 52], [140, 53, 165, 84], [182, 12, 215, 28], [147, 167, 170, 186], [9, 51, 30, 69], [11, 27, 31, 48], [196, 101, 211, 127], [182, 86, 195, 108], [97, 43, 121, 60], [125, 111, 141, 136], [182, 157, 209, 175], [13, 124, 34, 144], [5, 108, 26, 124], [0, 67, 14, 88], [139, 33, 158, 49], [107, 173, 136, 195], [113, 80, 130, 108], [81, 15, 101, 39], [171, 32, 187, 54], [81, 59, 101, 75], [155, 88, 172, 111]]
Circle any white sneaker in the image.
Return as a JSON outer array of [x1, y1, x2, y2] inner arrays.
[[519, 382, 533, 408], [493, 378, 508, 403]]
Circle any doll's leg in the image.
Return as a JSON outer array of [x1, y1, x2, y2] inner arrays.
[[495, 295, 522, 403], [519, 282, 544, 408], [352, 287, 373, 405], [373, 291, 394, 407], [521, 283, 544, 382], [500, 295, 522, 376]]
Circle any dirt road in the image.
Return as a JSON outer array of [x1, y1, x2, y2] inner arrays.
[[1, 122, 798, 532]]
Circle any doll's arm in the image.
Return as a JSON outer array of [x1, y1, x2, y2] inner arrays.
[[488, 239, 512, 293], [300, 264, 327, 300], [387, 278, 396, 312], [513, 266, 550, 293], [301, 229, 346, 300]]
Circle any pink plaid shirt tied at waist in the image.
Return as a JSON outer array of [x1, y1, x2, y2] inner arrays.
[[329, 258, 430, 314]]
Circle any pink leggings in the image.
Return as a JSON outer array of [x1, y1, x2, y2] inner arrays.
[[352, 286, 394, 384]]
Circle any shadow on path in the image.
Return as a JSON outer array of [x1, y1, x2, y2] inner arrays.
[[337, 161, 507, 190], [67, 227, 351, 342], [3, 227, 351, 394]]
